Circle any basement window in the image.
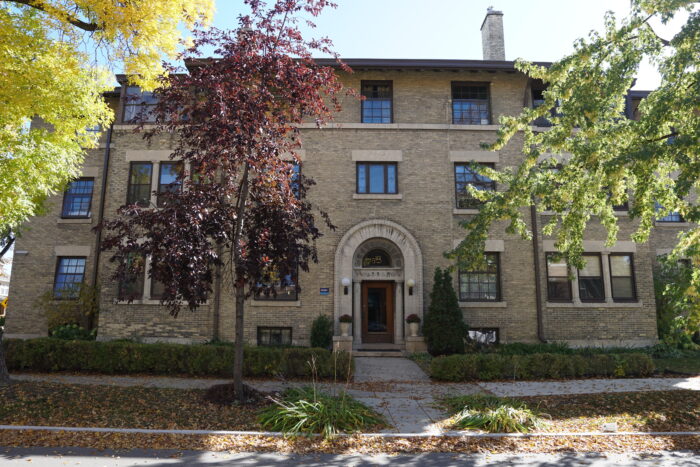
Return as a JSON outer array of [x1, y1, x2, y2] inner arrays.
[[257, 327, 292, 347]]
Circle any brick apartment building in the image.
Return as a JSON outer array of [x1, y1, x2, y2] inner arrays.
[[6, 9, 689, 350]]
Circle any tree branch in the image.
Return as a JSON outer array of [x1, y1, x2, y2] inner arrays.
[[8, 0, 99, 32], [645, 131, 678, 143]]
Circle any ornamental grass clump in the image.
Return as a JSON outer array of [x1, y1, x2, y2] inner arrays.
[[258, 386, 385, 439], [442, 394, 543, 433]]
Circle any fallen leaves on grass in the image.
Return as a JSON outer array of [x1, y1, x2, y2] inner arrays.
[[0, 382, 264, 431], [522, 390, 700, 433]]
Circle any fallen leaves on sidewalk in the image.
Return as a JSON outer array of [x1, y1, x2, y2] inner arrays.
[[0, 430, 697, 454]]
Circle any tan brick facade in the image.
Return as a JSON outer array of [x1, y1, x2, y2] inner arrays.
[[6, 63, 681, 348]]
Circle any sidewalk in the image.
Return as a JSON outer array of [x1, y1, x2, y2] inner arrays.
[[10, 362, 700, 434]]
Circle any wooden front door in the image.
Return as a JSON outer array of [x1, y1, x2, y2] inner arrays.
[[361, 281, 394, 343]]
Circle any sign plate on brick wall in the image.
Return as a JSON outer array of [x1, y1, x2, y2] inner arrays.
[[319, 288, 330, 295]]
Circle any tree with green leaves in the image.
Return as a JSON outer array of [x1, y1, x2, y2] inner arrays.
[[423, 267, 469, 356], [450, 0, 699, 285], [0, 0, 213, 245]]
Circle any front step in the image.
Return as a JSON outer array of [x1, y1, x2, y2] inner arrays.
[[353, 348, 406, 357]]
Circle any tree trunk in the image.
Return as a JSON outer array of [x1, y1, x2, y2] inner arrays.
[[230, 163, 250, 400], [0, 331, 11, 386], [233, 282, 245, 398]]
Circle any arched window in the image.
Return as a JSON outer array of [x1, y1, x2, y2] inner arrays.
[[362, 249, 391, 268]]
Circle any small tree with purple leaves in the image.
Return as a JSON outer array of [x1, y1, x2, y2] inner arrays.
[[100, 0, 350, 400]]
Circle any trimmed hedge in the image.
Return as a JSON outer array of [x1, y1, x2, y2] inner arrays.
[[4, 338, 353, 379], [430, 352, 655, 381]]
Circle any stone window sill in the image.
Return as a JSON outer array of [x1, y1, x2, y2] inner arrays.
[[545, 301, 643, 308], [459, 301, 507, 308], [116, 299, 210, 306], [57, 217, 92, 224], [655, 222, 691, 228], [250, 300, 301, 307], [353, 194, 402, 200], [453, 208, 480, 215]]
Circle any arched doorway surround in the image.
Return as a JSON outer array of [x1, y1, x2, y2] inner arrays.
[[333, 219, 423, 347]]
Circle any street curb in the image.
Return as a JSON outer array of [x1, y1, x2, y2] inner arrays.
[[0, 425, 699, 438]]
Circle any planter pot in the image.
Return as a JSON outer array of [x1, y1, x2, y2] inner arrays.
[[339, 322, 351, 337], [408, 322, 420, 337]]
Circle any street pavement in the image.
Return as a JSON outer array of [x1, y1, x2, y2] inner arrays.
[[0, 446, 698, 466]]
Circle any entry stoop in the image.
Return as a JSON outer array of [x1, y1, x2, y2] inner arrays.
[[354, 350, 405, 357]]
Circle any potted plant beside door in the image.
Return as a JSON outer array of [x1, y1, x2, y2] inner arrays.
[[339, 314, 352, 337], [406, 314, 421, 337]]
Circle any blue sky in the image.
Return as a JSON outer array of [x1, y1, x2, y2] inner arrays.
[[207, 0, 691, 90]]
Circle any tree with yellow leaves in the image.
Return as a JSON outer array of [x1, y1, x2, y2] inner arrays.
[[0, 0, 214, 245]]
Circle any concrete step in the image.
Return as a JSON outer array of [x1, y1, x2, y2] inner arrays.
[[353, 349, 406, 357]]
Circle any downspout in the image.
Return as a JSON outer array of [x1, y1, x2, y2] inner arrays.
[[530, 203, 546, 343], [91, 124, 113, 291]]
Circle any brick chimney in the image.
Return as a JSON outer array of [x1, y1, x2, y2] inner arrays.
[[480, 7, 505, 61]]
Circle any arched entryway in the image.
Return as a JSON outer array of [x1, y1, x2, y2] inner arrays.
[[334, 219, 423, 348]]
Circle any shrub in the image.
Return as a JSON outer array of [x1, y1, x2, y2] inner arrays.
[[442, 394, 542, 433], [309, 315, 333, 349], [36, 282, 100, 330], [258, 386, 385, 438], [49, 324, 96, 341], [422, 267, 468, 356], [430, 352, 655, 381], [4, 338, 353, 379]]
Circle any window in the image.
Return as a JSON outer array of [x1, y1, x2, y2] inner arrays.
[[291, 162, 301, 199], [357, 162, 397, 194], [61, 178, 94, 218], [255, 267, 298, 301], [609, 254, 636, 301], [530, 83, 555, 127], [655, 202, 683, 222], [157, 162, 184, 207], [468, 328, 499, 344], [613, 201, 629, 212], [118, 254, 145, 300], [454, 163, 495, 209], [150, 277, 165, 300], [53, 257, 86, 299], [459, 253, 500, 301], [127, 162, 153, 207], [546, 254, 572, 301], [452, 82, 490, 124], [362, 249, 391, 268], [578, 254, 604, 301], [123, 86, 158, 123], [361, 81, 392, 123], [257, 327, 292, 347]]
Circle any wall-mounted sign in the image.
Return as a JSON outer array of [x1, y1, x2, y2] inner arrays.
[[319, 287, 330, 295]]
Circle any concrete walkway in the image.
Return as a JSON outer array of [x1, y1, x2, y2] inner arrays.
[[9, 358, 700, 434]]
